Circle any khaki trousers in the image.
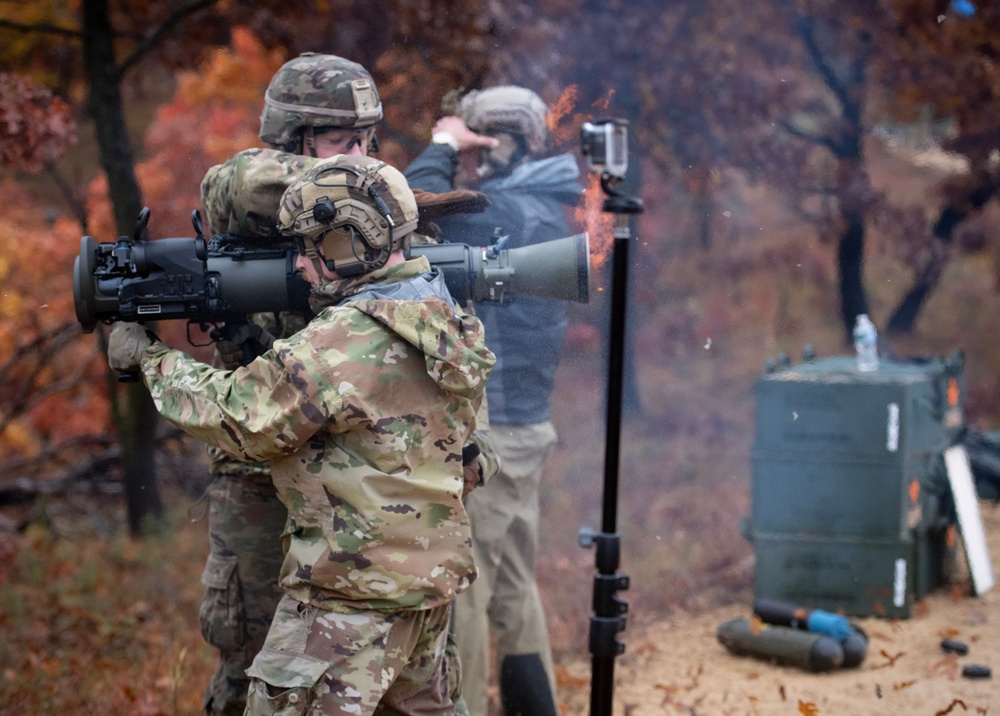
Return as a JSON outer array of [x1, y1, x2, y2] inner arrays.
[[453, 422, 558, 716]]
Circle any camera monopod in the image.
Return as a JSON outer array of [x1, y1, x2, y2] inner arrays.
[[579, 118, 643, 716]]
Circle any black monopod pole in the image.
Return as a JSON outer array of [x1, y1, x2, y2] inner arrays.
[[580, 172, 643, 716]]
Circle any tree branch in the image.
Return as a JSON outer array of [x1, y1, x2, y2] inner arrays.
[[0, 434, 114, 477], [0, 322, 91, 435], [795, 15, 850, 113], [0, 444, 120, 509], [44, 163, 91, 233], [0, 424, 191, 510], [118, 0, 222, 76], [778, 118, 846, 155], [0, 18, 82, 39]]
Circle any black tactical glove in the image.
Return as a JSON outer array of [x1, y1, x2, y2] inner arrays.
[[413, 188, 492, 239], [211, 322, 276, 369], [461, 442, 484, 499]]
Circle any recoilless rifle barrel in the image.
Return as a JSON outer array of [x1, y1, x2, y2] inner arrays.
[[73, 208, 591, 334]]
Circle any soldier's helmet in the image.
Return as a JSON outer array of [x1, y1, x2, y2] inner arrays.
[[278, 155, 418, 277], [457, 85, 549, 173], [259, 53, 383, 151]]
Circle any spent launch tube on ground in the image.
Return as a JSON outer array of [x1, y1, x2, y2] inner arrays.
[[753, 597, 854, 641], [717, 619, 844, 672], [752, 597, 867, 666]]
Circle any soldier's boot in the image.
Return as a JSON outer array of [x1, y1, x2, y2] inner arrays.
[[499, 654, 557, 716]]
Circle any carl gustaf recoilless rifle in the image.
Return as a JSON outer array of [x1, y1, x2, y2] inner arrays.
[[74, 200, 591, 378]]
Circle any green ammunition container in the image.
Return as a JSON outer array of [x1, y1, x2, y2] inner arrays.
[[750, 354, 963, 618], [751, 527, 953, 618], [754, 357, 961, 459], [751, 450, 941, 539]]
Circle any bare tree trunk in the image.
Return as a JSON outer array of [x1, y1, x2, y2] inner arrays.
[[885, 248, 946, 335], [835, 157, 870, 342], [837, 214, 868, 342], [793, 14, 874, 344], [82, 0, 163, 534], [886, 176, 1000, 334]]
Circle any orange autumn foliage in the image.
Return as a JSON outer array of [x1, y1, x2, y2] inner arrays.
[[1, 28, 282, 464], [114, 27, 283, 240], [84, 27, 282, 242], [0, 73, 77, 171], [0, 181, 108, 462]]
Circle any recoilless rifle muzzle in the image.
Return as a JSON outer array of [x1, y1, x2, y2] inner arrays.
[[73, 208, 591, 334]]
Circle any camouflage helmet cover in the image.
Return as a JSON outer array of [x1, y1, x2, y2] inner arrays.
[[457, 85, 549, 154], [259, 52, 383, 149], [278, 155, 418, 276]]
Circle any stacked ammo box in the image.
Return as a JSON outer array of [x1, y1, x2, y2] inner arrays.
[[751, 353, 964, 618]]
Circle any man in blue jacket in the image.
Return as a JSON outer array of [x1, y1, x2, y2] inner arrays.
[[405, 85, 584, 716]]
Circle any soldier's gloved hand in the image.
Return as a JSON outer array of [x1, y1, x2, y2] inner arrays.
[[107, 322, 155, 372], [413, 188, 492, 239], [212, 322, 276, 369], [461, 442, 484, 500], [412, 188, 491, 219]]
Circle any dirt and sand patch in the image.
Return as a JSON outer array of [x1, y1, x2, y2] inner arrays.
[[555, 502, 1000, 715]]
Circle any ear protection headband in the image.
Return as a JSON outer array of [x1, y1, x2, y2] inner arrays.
[[290, 163, 399, 277]]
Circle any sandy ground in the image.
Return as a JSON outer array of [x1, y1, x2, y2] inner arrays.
[[556, 501, 1000, 715]]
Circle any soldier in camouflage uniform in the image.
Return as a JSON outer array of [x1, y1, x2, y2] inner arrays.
[[192, 53, 388, 716], [108, 155, 495, 715], [196, 53, 491, 715]]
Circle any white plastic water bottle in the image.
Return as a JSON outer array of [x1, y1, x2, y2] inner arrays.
[[853, 313, 879, 372]]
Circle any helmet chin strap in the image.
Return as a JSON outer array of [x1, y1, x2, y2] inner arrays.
[[301, 236, 330, 278], [302, 127, 318, 158]]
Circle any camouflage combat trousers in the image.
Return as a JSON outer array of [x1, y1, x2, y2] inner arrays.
[[199, 473, 287, 716], [453, 421, 559, 716], [245, 595, 456, 715]]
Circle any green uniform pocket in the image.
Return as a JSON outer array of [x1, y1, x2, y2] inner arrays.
[[245, 648, 328, 716], [245, 679, 313, 716], [199, 552, 245, 652]]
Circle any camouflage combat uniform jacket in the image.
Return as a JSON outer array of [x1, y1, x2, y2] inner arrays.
[[138, 256, 495, 612], [199, 147, 500, 484], [200, 147, 321, 478]]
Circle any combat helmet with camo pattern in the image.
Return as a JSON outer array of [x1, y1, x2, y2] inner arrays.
[[456, 86, 549, 175], [259, 53, 382, 152]]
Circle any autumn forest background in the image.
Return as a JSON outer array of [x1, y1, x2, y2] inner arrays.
[[4, 1, 1000, 714]]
